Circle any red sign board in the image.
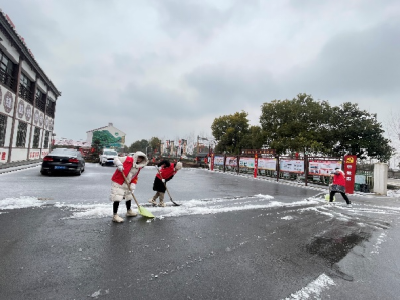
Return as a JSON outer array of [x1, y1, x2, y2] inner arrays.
[[242, 149, 276, 155], [210, 153, 214, 171], [254, 153, 258, 178], [343, 155, 357, 194]]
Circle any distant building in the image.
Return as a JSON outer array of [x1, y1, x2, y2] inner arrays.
[[86, 123, 126, 148], [0, 11, 61, 163]]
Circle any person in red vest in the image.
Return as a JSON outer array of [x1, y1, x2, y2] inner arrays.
[[110, 151, 148, 222], [329, 168, 352, 207], [149, 160, 182, 207]]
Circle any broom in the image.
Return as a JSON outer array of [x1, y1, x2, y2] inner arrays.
[[121, 172, 155, 218]]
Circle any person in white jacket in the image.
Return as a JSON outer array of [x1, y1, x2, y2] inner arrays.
[[110, 151, 148, 222]]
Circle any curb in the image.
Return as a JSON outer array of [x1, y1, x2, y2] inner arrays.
[[0, 163, 41, 175]]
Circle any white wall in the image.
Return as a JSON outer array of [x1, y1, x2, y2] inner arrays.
[[48, 90, 56, 99], [36, 78, 47, 93], [0, 147, 9, 163], [21, 60, 36, 81], [0, 31, 19, 63], [0, 86, 16, 116], [373, 163, 388, 195], [10, 148, 28, 161]]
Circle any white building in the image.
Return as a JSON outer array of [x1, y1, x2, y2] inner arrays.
[[86, 123, 126, 146], [0, 11, 61, 163]]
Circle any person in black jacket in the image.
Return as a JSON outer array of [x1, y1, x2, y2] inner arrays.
[[148, 160, 182, 207]]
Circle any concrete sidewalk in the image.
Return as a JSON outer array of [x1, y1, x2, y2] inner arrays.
[[0, 160, 41, 174]]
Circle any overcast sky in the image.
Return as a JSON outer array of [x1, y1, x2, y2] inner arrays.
[[2, 0, 399, 145]]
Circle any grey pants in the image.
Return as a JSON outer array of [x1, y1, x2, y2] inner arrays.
[[153, 192, 165, 202]]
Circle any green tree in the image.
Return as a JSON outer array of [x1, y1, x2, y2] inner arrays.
[[149, 137, 162, 155], [129, 139, 149, 153], [260, 94, 331, 155], [211, 111, 250, 154], [330, 102, 394, 162], [259, 94, 394, 161]]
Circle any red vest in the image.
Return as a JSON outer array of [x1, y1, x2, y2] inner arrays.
[[111, 157, 141, 185], [333, 171, 346, 187], [156, 163, 176, 180]]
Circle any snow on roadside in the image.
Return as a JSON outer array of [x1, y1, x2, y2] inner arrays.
[[0, 196, 47, 210], [387, 189, 400, 197], [54, 196, 321, 220]]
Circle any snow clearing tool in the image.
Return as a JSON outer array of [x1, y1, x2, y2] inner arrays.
[[121, 172, 155, 218], [156, 166, 180, 206], [325, 173, 335, 202]]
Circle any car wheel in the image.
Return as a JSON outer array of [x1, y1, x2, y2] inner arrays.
[[40, 170, 46, 175], [82, 166, 85, 173], [75, 168, 82, 176]]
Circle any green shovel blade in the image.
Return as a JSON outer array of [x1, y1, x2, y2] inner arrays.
[[138, 206, 155, 218]]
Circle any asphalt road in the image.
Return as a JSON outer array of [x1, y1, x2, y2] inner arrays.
[[1, 163, 400, 300]]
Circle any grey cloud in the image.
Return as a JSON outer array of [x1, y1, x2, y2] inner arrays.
[[185, 64, 278, 112], [285, 18, 400, 98], [151, 0, 260, 38]]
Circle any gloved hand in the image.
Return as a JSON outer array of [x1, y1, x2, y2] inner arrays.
[[130, 183, 136, 191], [162, 179, 166, 183], [117, 165, 124, 172]]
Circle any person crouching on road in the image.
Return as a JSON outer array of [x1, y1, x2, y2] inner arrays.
[[149, 160, 182, 207], [329, 167, 352, 206], [110, 151, 149, 222]]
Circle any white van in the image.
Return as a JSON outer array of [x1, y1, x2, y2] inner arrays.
[[99, 149, 118, 166]]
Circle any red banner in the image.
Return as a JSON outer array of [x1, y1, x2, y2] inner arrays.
[[343, 155, 357, 194], [211, 153, 214, 171], [254, 153, 258, 178]]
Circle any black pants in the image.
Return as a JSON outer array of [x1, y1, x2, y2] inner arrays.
[[113, 200, 131, 214], [329, 191, 350, 204]]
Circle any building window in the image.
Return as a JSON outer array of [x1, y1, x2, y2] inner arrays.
[[32, 127, 40, 148], [19, 73, 33, 104], [45, 97, 55, 118], [0, 114, 7, 147], [0, 49, 15, 90], [16, 121, 28, 147], [35, 89, 46, 112], [43, 130, 49, 148]]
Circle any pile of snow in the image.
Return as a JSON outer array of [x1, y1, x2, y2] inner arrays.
[[54, 202, 110, 219], [387, 189, 400, 197], [54, 196, 322, 220], [0, 196, 46, 210]]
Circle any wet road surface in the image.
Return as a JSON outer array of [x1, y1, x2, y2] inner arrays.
[[1, 164, 400, 299]]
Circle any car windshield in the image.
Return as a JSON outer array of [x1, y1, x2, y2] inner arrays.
[[105, 151, 117, 156], [50, 149, 77, 156]]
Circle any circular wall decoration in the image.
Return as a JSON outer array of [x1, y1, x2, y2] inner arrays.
[[3, 91, 13, 114], [33, 110, 39, 125], [25, 105, 32, 122], [39, 113, 44, 127], [17, 100, 25, 118]]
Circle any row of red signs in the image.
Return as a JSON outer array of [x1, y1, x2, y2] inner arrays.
[[210, 154, 357, 194]]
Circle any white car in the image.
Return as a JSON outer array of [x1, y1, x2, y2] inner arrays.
[[99, 149, 118, 166]]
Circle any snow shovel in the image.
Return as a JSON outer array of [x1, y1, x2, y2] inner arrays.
[[156, 166, 180, 206], [325, 175, 335, 202], [121, 172, 155, 218]]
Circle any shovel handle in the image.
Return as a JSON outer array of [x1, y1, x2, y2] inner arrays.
[[121, 171, 141, 208]]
